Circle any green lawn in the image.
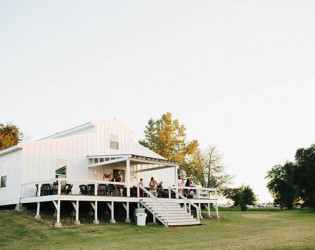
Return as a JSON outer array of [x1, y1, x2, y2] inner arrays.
[[0, 208, 315, 249]]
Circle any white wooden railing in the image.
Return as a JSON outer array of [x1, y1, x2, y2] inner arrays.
[[21, 178, 127, 198], [168, 186, 200, 221], [169, 186, 218, 200], [137, 183, 169, 227]]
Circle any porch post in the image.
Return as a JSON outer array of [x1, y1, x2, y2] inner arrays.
[[207, 203, 212, 218], [110, 201, 116, 223], [125, 202, 131, 223], [215, 203, 220, 219], [175, 166, 178, 198], [126, 159, 130, 197], [93, 201, 99, 224], [35, 202, 41, 219], [75, 200, 80, 225], [55, 200, 61, 227]]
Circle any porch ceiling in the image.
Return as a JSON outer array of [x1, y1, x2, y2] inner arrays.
[[87, 154, 179, 170]]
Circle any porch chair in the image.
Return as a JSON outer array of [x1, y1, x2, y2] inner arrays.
[[79, 184, 88, 195], [98, 184, 106, 196], [65, 184, 73, 194]]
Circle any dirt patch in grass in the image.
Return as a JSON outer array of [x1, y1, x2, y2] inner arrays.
[[242, 213, 275, 219]]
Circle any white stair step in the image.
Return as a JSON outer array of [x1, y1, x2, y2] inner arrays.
[[160, 215, 194, 219], [168, 221, 201, 226], [168, 219, 197, 223]]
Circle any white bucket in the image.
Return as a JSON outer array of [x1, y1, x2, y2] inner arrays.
[[136, 213, 147, 226]]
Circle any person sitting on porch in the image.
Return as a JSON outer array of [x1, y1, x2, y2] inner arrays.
[[149, 177, 157, 196], [157, 181, 164, 198]]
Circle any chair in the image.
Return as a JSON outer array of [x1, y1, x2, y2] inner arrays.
[[87, 184, 95, 195], [52, 182, 58, 194], [98, 184, 106, 196], [79, 185, 88, 195], [42, 183, 52, 196], [65, 184, 73, 194], [35, 184, 40, 196]]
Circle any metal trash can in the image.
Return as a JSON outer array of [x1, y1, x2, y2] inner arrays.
[[136, 213, 147, 226]]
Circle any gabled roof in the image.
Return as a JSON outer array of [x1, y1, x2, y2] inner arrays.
[[38, 122, 93, 141], [0, 145, 21, 156]]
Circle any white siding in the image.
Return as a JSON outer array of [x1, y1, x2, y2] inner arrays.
[[0, 150, 22, 206], [0, 119, 176, 206]]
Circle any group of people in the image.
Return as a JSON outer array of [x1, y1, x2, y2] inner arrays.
[[178, 176, 196, 198], [139, 177, 164, 197], [101, 174, 196, 198], [102, 172, 124, 196]]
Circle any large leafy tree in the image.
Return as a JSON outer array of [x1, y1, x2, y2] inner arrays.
[[139, 112, 200, 178], [0, 123, 23, 150], [223, 185, 256, 210], [265, 163, 297, 209], [266, 145, 315, 209], [293, 145, 315, 208]]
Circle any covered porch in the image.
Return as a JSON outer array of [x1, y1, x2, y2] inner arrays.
[[87, 154, 180, 196]]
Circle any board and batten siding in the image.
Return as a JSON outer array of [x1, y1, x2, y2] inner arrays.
[[0, 150, 22, 206], [0, 120, 176, 205]]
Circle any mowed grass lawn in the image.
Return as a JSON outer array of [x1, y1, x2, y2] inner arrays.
[[0, 208, 315, 249]]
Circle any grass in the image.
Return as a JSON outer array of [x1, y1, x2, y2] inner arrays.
[[0, 208, 315, 249]]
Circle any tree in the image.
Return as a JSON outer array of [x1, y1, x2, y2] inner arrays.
[[223, 187, 242, 206], [199, 146, 233, 189], [265, 163, 297, 209], [239, 185, 257, 211], [292, 145, 315, 209], [0, 123, 23, 150], [139, 112, 200, 176], [223, 185, 256, 210]]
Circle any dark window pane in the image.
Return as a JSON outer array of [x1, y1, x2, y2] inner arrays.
[[1, 176, 6, 188]]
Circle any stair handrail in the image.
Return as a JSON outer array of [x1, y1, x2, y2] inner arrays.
[[168, 186, 200, 221], [137, 184, 169, 227]]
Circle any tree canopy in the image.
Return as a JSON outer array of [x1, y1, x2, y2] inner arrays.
[[139, 113, 232, 191], [0, 123, 23, 150], [139, 112, 200, 177], [223, 185, 257, 211], [265, 144, 315, 209]]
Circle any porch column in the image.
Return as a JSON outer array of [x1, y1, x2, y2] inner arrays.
[[35, 202, 41, 219], [215, 203, 220, 219], [126, 159, 130, 197], [175, 166, 178, 198], [93, 201, 99, 224]]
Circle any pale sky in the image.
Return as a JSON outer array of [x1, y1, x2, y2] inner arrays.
[[1, 0, 315, 202]]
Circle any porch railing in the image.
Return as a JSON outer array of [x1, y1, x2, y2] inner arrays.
[[20, 178, 127, 198], [168, 186, 218, 200]]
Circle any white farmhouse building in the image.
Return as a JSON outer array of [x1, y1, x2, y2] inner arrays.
[[0, 120, 218, 227]]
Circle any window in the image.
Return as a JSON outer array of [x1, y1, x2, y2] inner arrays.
[[110, 133, 119, 150], [55, 159, 67, 179], [0, 160, 8, 188]]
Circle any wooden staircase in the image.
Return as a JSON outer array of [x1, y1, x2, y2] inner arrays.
[[140, 198, 201, 227]]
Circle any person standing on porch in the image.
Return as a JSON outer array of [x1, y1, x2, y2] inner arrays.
[[117, 172, 124, 196], [149, 177, 157, 196], [139, 178, 144, 197], [139, 178, 144, 186], [178, 176, 183, 195]]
